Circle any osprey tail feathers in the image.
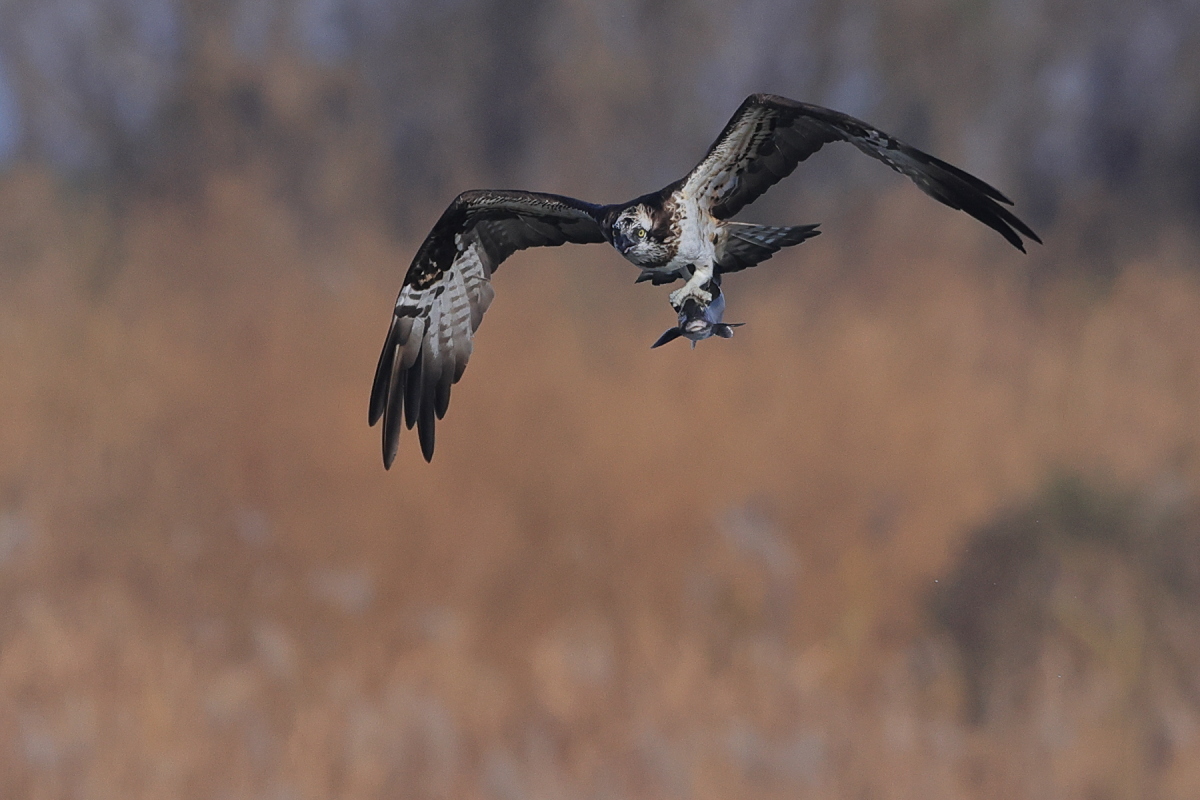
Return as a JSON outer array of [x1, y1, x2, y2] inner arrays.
[[714, 222, 820, 273]]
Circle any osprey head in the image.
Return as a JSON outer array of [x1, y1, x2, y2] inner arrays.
[[612, 205, 668, 266]]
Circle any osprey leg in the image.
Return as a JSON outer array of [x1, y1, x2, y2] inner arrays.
[[669, 264, 715, 309]]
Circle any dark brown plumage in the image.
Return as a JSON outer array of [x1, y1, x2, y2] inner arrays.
[[370, 94, 1040, 465]]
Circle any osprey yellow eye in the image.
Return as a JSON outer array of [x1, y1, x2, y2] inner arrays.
[[637, 228, 647, 239]]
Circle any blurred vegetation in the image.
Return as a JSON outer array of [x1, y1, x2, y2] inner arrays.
[[0, 0, 1196, 251], [934, 474, 1200, 796], [2, 1, 1200, 799]]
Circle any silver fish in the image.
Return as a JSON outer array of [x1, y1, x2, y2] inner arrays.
[[651, 283, 744, 349]]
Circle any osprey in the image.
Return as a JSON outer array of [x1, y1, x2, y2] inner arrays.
[[370, 94, 1040, 465]]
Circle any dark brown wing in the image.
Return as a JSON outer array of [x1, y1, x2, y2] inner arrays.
[[682, 94, 1040, 251], [369, 189, 606, 466]]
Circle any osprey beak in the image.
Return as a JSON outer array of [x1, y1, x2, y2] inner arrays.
[[614, 231, 636, 254]]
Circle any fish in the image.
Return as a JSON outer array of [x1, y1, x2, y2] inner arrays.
[[650, 279, 744, 349]]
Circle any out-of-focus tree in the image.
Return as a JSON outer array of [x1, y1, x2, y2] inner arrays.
[[0, 0, 1195, 245]]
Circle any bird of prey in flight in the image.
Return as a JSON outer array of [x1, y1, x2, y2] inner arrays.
[[370, 93, 1040, 465]]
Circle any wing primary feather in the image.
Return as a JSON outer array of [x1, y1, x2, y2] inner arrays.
[[400, 319, 424, 369], [453, 342, 470, 382], [418, 406, 436, 462], [404, 346, 423, 431], [417, 350, 438, 462], [435, 316, 455, 420], [436, 374, 452, 419], [381, 343, 405, 469], [943, 160, 1012, 204], [369, 315, 401, 427]]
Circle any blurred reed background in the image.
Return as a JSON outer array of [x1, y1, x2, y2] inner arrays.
[[1, 1, 1199, 798]]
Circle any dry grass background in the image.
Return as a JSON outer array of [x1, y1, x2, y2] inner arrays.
[[3, 158, 1200, 799]]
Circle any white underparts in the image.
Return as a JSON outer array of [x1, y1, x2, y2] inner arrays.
[[664, 187, 718, 308]]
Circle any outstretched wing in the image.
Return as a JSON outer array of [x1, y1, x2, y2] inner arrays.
[[369, 189, 606, 466], [683, 94, 1040, 251]]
